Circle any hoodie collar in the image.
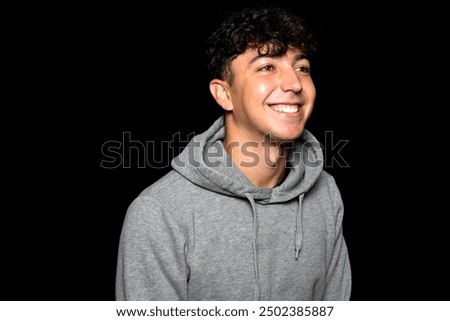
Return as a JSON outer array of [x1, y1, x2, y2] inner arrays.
[[171, 115, 323, 203]]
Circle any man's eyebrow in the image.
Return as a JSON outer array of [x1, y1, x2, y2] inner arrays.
[[248, 53, 309, 65], [295, 53, 309, 61], [248, 54, 267, 65]]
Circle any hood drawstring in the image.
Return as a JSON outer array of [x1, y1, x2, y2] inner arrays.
[[244, 193, 261, 301], [295, 194, 305, 260], [244, 192, 305, 299]]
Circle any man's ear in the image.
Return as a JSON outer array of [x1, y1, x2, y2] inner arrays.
[[209, 79, 233, 111]]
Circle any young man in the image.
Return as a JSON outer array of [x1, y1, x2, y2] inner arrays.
[[116, 6, 351, 300]]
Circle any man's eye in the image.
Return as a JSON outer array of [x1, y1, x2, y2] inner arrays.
[[259, 65, 275, 72], [296, 65, 311, 75]]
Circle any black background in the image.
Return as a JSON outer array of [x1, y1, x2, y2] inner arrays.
[[4, 0, 448, 300]]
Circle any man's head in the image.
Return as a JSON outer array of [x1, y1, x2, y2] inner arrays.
[[206, 6, 317, 84], [207, 6, 318, 144]]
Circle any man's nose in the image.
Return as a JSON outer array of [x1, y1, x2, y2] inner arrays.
[[280, 69, 302, 93]]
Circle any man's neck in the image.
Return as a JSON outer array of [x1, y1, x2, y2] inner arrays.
[[222, 136, 289, 188]]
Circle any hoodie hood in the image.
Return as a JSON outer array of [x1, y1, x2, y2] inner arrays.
[[171, 115, 324, 203]]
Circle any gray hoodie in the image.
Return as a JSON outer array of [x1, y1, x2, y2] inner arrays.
[[116, 116, 351, 300]]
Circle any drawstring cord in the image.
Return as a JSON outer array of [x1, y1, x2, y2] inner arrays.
[[295, 194, 305, 260], [244, 192, 305, 300], [244, 193, 261, 301]]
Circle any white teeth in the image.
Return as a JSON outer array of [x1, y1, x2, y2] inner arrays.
[[272, 105, 299, 113]]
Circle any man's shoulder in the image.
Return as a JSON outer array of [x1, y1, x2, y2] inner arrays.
[[124, 171, 188, 215], [127, 170, 207, 221], [138, 170, 190, 199], [311, 170, 341, 196]]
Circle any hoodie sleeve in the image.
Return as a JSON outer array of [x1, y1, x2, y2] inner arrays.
[[115, 196, 188, 300], [322, 176, 352, 300]]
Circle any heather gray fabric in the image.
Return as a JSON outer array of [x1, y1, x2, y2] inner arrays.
[[116, 116, 351, 300]]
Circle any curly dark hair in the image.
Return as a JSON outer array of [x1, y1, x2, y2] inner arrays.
[[205, 6, 317, 83]]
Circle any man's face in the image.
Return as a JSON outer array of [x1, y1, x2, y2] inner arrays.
[[227, 47, 316, 144]]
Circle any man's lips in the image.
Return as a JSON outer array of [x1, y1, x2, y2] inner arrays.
[[268, 103, 303, 114]]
